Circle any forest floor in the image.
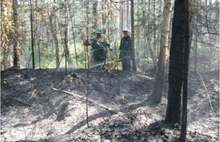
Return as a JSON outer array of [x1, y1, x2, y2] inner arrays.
[[1, 64, 219, 142]]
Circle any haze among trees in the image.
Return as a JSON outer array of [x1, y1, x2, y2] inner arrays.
[[1, 0, 219, 141]]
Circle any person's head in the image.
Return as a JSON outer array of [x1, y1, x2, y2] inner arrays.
[[95, 28, 102, 38], [122, 27, 130, 37]]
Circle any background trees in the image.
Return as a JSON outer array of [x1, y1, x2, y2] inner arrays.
[[1, 0, 218, 73]]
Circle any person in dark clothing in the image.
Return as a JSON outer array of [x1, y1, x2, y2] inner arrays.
[[84, 28, 112, 70], [119, 28, 133, 70]]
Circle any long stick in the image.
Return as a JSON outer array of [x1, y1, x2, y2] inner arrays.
[[85, 0, 90, 127], [52, 88, 112, 111]]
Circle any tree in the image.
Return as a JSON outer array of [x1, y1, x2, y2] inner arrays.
[[136, 0, 140, 67], [130, 0, 137, 71], [180, 0, 190, 141], [1, 0, 13, 70], [12, 0, 20, 68], [152, 0, 172, 103], [49, 0, 60, 67], [30, 0, 35, 69], [165, 0, 186, 124], [119, 0, 124, 38]]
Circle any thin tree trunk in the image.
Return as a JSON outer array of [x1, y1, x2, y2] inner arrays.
[[136, 0, 140, 67], [153, 0, 157, 72], [131, 0, 137, 71], [127, 0, 129, 27], [64, 0, 73, 69], [72, 17, 78, 66], [68, 2, 78, 66], [37, 38, 41, 68], [49, 0, 59, 67], [93, 0, 98, 29], [147, 0, 152, 65], [30, 0, 35, 69], [119, 0, 124, 38], [194, 0, 198, 72], [102, 0, 106, 34], [12, 0, 20, 68], [152, 0, 172, 103], [180, 0, 190, 141], [85, 0, 90, 127], [142, 0, 147, 58]]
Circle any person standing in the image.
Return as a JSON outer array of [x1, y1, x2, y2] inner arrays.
[[84, 28, 112, 70], [119, 28, 133, 70]]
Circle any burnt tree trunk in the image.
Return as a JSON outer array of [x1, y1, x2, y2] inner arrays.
[[180, 0, 190, 141], [165, 0, 185, 124]]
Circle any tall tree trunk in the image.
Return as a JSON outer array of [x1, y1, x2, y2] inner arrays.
[[119, 0, 124, 38], [68, 1, 78, 66], [102, 0, 106, 34], [93, 0, 98, 29], [152, 0, 172, 103], [142, 0, 147, 58], [49, 0, 59, 67], [165, 0, 185, 124], [153, 0, 157, 72], [194, 0, 198, 73], [147, 0, 152, 65], [126, 0, 129, 27], [131, 0, 137, 71], [71, 16, 78, 66], [30, 0, 35, 69], [180, 0, 190, 141], [64, 0, 73, 69], [12, 0, 20, 68], [136, 0, 140, 67]]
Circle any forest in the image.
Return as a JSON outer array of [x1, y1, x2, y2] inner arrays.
[[1, 0, 219, 141]]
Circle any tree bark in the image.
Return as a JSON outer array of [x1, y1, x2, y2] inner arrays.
[[12, 0, 20, 68], [119, 0, 124, 38], [64, 0, 73, 69], [102, 0, 106, 34], [194, 0, 198, 73], [153, 0, 157, 72], [165, 0, 185, 124], [93, 0, 98, 29], [147, 0, 152, 64], [49, 0, 59, 67], [136, 0, 140, 67], [30, 0, 35, 69], [68, 1, 78, 66], [152, 0, 172, 103], [130, 0, 137, 71], [126, 0, 129, 27], [180, 0, 190, 141]]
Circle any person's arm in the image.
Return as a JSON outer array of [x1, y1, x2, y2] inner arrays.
[[103, 36, 112, 50], [128, 37, 132, 51], [107, 42, 112, 50]]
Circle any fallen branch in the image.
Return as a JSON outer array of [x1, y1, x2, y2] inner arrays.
[[8, 96, 31, 107], [52, 88, 112, 112]]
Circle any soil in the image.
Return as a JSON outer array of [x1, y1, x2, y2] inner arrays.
[[1, 66, 219, 142]]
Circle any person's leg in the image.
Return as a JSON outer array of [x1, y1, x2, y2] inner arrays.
[[123, 58, 131, 70], [127, 58, 131, 70]]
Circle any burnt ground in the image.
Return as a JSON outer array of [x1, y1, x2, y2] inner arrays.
[[0, 66, 219, 142]]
